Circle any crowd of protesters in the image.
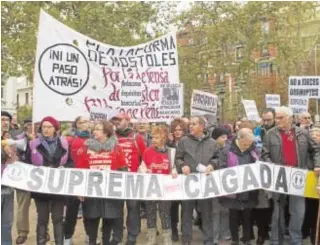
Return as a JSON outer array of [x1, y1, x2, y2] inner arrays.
[[1, 106, 320, 245]]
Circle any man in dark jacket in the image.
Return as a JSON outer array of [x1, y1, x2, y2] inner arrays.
[[260, 108, 276, 142], [175, 116, 218, 245], [261, 106, 320, 245]]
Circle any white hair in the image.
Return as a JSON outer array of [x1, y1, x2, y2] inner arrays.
[[237, 128, 255, 141], [275, 106, 293, 117], [298, 111, 311, 119]]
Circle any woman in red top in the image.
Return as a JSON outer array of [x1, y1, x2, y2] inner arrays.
[[64, 116, 90, 245], [140, 125, 175, 245], [82, 121, 127, 245]]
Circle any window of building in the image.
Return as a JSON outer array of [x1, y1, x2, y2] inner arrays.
[[257, 62, 274, 76], [235, 45, 244, 61], [1, 87, 4, 99], [25, 93, 29, 105], [262, 21, 269, 34]]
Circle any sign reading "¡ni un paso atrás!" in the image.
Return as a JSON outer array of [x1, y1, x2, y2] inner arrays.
[[33, 10, 182, 123], [2, 161, 317, 200]]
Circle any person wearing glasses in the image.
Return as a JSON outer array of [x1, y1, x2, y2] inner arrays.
[[64, 116, 91, 245], [261, 106, 320, 245], [298, 112, 313, 131], [28, 116, 70, 245], [260, 108, 276, 142]]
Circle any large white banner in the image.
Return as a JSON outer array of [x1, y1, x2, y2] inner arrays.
[[288, 76, 320, 115], [190, 90, 218, 116], [265, 94, 280, 109], [1, 162, 310, 200], [33, 10, 182, 123], [242, 100, 260, 121]]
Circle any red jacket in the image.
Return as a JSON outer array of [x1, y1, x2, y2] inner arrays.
[[67, 135, 88, 169], [116, 129, 146, 172], [143, 146, 171, 175], [83, 144, 126, 171]]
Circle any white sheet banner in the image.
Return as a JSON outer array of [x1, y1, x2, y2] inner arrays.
[[288, 76, 320, 115], [190, 90, 218, 116], [242, 100, 260, 121], [265, 94, 281, 109], [1, 162, 309, 200], [33, 10, 181, 123]]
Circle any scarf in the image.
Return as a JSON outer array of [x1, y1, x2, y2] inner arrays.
[[85, 135, 118, 152], [75, 130, 90, 138], [40, 135, 58, 156]]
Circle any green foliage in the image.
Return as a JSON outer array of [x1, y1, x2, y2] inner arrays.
[[17, 105, 32, 125], [1, 2, 174, 81], [175, 2, 320, 120]]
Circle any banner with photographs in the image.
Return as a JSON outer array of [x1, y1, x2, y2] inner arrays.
[[2, 161, 317, 200], [288, 76, 320, 115], [190, 90, 218, 116], [33, 10, 182, 123]]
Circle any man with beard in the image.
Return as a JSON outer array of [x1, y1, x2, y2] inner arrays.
[[260, 108, 276, 142], [112, 113, 146, 245]]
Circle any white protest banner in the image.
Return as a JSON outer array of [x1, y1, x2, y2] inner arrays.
[[33, 10, 181, 123], [190, 90, 218, 116], [265, 94, 281, 109], [288, 76, 320, 115], [1, 161, 311, 200], [242, 100, 260, 121]]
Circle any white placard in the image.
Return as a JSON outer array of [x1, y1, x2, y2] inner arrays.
[[242, 100, 260, 121], [190, 90, 218, 116], [265, 94, 281, 109], [288, 76, 320, 115]]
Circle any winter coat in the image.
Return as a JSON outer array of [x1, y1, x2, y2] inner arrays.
[[82, 136, 126, 219], [28, 136, 69, 201], [261, 126, 320, 170], [218, 140, 259, 210], [175, 132, 218, 173]]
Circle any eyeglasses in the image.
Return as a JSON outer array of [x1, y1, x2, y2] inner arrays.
[[303, 117, 311, 120], [275, 116, 286, 120], [42, 125, 54, 129]]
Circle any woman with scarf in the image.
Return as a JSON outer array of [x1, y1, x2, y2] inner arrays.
[[167, 118, 188, 241], [64, 116, 90, 245], [217, 128, 259, 245], [28, 116, 69, 245], [81, 121, 127, 245], [140, 125, 176, 245]]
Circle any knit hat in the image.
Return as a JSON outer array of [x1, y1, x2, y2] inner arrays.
[[41, 116, 60, 131], [211, 126, 230, 140], [1, 111, 12, 120]]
